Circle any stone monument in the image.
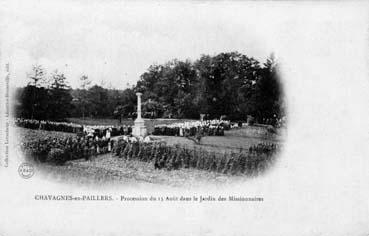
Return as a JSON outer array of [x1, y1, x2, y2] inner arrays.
[[132, 92, 147, 137]]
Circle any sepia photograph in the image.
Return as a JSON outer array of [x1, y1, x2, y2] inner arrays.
[[0, 0, 368, 235]]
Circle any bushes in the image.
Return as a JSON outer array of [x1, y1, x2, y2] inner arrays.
[[267, 125, 276, 134], [46, 148, 68, 165], [113, 139, 279, 175], [21, 136, 113, 165], [20, 126, 279, 175]]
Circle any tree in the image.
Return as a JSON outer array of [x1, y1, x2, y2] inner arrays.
[[20, 85, 49, 120], [251, 54, 284, 124], [27, 65, 46, 87], [193, 52, 260, 119], [142, 99, 164, 118], [113, 105, 126, 123], [113, 88, 136, 122], [135, 51, 283, 121], [78, 75, 91, 120], [87, 85, 110, 117], [17, 52, 285, 123], [48, 71, 73, 120], [137, 60, 199, 118], [26, 65, 48, 119]]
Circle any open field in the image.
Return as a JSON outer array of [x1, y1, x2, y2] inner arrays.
[[15, 121, 284, 186], [157, 126, 283, 154]]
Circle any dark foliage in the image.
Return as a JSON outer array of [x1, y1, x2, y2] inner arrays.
[[136, 52, 285, 122], [21, 136, 113, 165], [112, 139, 279, 175], [14, 52, 285, 125]]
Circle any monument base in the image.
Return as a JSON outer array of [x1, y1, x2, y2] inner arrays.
[[132, 119, 147, 137]]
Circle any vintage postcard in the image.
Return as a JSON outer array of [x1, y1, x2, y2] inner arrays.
[[0, 0, 368, 235]]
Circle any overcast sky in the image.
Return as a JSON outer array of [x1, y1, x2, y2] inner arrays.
[[1, 0, 280, 89]]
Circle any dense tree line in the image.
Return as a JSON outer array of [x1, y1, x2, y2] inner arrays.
[[14, 51, 285, 124], [15, 66, 73, 121], [137, 52, 284, 123], [14, 66, 137, 121]]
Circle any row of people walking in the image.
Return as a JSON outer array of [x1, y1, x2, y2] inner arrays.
[[152, 120, 231, 136], [14, 118, 83, 133]]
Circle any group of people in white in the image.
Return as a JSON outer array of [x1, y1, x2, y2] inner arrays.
[[153, 119, 231, 136], [83, 125, 152, 145]]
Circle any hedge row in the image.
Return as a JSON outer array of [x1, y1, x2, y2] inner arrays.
[[21, 136, 113, 165], [113, 140, 278, 175]]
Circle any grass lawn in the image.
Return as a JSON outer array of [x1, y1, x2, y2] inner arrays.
[[15, 120, 284, 186], [154, 126, 283, 154]]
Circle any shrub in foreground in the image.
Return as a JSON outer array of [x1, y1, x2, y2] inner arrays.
[[112, 139, 279, 175], [46, 148, 68, 165]]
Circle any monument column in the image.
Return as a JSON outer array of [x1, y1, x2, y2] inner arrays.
[[137, 93, 142, 119], [132, 92, 147, 137]]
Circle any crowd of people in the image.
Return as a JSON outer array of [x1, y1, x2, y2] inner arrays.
[[18, 118, 280, 174], [152, 120, 232, 137], [14, 118, 134, 138], [20, 121, 150, 165], [17, 116, 281, 170], [83, 125, 132, 138], [21, 130, 279, 174], [14, 118, 83, 133]]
